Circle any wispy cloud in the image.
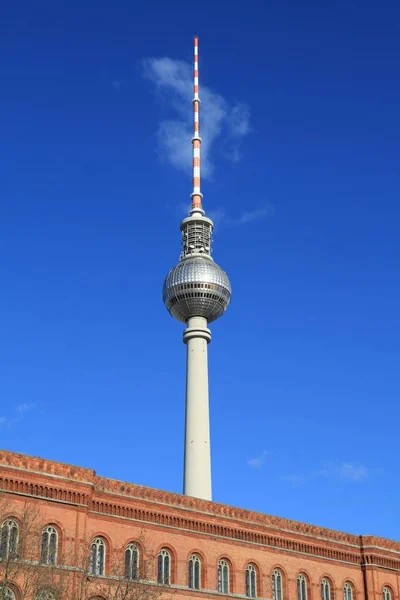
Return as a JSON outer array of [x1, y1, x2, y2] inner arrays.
[[16, 403, 36, 414], [208, 204, 274, 229], [142, 57, 251, 178], [312, 462, 369, 482], [247, 451, 272, 469], [0, 404, 37, 428], [282, 461, 370, 486], [112, 80, 122, 91]]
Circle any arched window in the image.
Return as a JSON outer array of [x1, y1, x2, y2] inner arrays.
[[383, 589, 391, 600], [189, 554, 201, 590], [89, 537, 105, 576], [40, 526, 58, 565], [297, 574, 307, 600], [343, 583, 353, 600], [0, 519, 19, 559], [272, 569, 283, 600], [157, 549, 170, 585], [218, 559, 229, 594], [321, 579, 331, 600], [36, 591, 56, 600], [125, 543, 139, 580], [246, 564, 257, 598], [0, 587, 16, 600]]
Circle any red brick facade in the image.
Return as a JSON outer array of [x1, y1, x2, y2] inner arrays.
[[0, 449, 399, 600]]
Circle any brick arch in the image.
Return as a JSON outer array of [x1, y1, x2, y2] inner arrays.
[[185, 548, 208, 600], [122, 539, 143, 578], [155, 544, 177, 584], [217, 555, 235, 594], [341, 578, 358, 591], [39, 521, 64, 564], [89, 532, 112, 574], [1, 582, 20, 600], [297, 569, 313, 600], [186, 548, 208, 588], [244, 560, 262, 598], [381, 584, 395, 596], [320, 575, 335, 600], [271, 564, 288, 600], [1, 514, 20, 525]]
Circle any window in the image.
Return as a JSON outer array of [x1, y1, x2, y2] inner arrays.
[[343, 583, 353, 600], [272, 569, 283, 600], [321, 579, 331, 600], [0, 587, 16, 600], [125, 543, 139, 580], [298, 574, 307, 600], [189, 554, 201, 590], [36, 591, 56, 600], [89, 537, 105, 576], [40, 526, 58, 565], [383, 589, 392, 600], [218, 559, 229, 594], [246, 564, 257, 598], [157, 549, 170, 585], [0, 519, 19, 559]]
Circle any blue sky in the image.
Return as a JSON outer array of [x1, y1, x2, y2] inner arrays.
[[1, 0, 399, 540]]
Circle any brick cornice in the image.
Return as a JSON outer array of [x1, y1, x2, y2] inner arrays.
[[1, 448, 400, 573]]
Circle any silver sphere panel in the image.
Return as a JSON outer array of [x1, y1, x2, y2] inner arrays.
[[163, 257, 231, 323]]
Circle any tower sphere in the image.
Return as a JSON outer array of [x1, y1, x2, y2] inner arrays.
[[163, 256, 231, 324]]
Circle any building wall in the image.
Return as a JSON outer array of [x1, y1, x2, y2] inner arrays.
[[1, 450, 399, 600]]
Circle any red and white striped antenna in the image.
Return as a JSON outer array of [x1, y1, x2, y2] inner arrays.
[[190, 36, 203, 214]]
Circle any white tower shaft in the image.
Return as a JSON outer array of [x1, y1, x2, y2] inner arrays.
[[183, 316, 212, 500]]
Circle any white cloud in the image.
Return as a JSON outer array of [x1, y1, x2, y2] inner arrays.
[[16, 403, 36, 414], [313, 462, 368, 482], [142, 57, 251, 178], [247, 451, 272, 469], [282, 461, 369, 486], [0, 403, 37, 427], [207, 204, 274, 228]]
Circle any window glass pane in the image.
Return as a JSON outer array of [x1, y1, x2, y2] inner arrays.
[[251, 570, 256, 597], [195, 559, 200, 589], [157, 554, 163, 583], [98, 543, 104, 575], [164, 554, 170, 584], [49, 532, 57, 564], [126, 548, 131, 577], [41, 531, 48, 563], [224, 565, 229, 593], [90, 544, 96, 574], [9, 524, 18, 555], [189, 559, 193, 589], [132, 548, 138, 579], [218, 564, 222, 592], [277, 573, 282, 600]]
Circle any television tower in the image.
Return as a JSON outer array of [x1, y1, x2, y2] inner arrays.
[[163, 37, 231, 501]]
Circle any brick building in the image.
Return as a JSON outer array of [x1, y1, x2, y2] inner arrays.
[[0, 448, 399, 600]]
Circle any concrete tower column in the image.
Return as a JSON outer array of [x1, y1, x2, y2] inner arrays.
[[183, 316, 212, 500]]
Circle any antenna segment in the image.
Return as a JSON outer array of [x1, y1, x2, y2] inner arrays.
[[191, 36, 203, 214]]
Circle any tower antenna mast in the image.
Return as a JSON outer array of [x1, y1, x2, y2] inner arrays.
[[191, 36, 203, 214]]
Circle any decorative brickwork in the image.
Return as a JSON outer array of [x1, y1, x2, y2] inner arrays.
[[0, 450, 399, 600]]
